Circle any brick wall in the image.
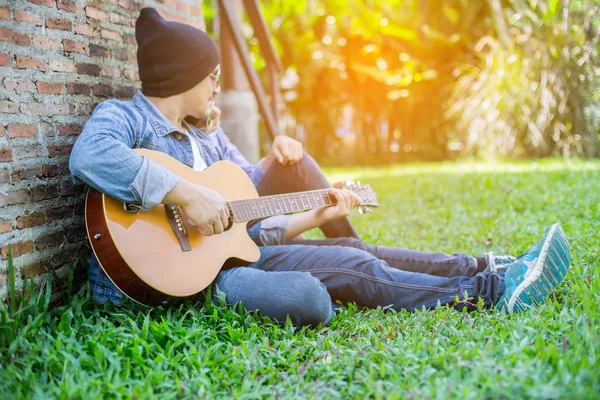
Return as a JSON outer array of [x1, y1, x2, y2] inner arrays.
[[0, 0, 206, 301]]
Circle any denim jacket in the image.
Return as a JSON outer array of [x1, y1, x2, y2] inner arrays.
[[70, 90, 288, 246]]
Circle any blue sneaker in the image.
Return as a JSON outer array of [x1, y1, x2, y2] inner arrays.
[[483, 252, 517, 272], [496, 223, 571, 313]]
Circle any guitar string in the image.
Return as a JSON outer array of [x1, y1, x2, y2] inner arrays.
[[228, 187, 376, 223]]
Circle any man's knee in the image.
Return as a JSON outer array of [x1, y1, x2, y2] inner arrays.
[[212, 269, 332, 327], [286, 273, 332, 327]]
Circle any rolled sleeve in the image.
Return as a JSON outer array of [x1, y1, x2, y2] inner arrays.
[[128, 157, 180, 211], [246, 215, 289, 246]]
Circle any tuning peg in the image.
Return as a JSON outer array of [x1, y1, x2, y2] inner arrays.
[[358, 206, 365, 215]]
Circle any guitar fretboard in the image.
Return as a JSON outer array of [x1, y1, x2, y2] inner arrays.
[[229, 189, 335, 222]]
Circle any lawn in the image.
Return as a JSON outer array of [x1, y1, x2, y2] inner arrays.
[[1, 159, 599, 399]]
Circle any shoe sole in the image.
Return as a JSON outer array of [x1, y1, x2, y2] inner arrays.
[[506, 224, 570, 313]]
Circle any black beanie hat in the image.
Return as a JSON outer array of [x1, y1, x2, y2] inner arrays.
[[135, 7, 220, 97]]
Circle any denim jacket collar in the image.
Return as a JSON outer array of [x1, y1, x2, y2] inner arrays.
[[132, 91, 180, 138]]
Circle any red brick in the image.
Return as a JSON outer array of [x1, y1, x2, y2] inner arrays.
[[35, 230, 66, 251], [7, 124, 37, 138], [48, 144, 73, 158], [12, 166, 39, 182], [22, 261, 45, 278], [66, 225, 86, 242], [14, 10, 43, 25], [176, 3, 190, 13], [60, 180, 78, 196], [65, 82, 89, 95], [0, 148, 13, 162], [101, 29, 121, 41], [0, 52, 10, 66], [118, 0, 134, 10], [4, 78, 36, 92], [123, 69, 137, 80], [42, 163, 61, 177], [37, 81, 63, 94], [76, 62, 100, 76], [101, 65, 120, 78], [0, 190, 30, 206], [74, 103, 93, 115], [75, 23, 96, 37], [31, 185, 58, 201], [51, 246, 85, 266], [33, 34, 60, 49], [0, 28, 31, 46], [46, 18, 72, 31], [28, 0, 54, 7], [92, 83, 112, 97], [191, 6, 203, 17], [58, 123, 82, 135], [115, 85, 134, 98], [20, 103, 46, 115], [1, 241, 34, 260], [17, 212, 46, 229], [56, 0, 81, 13], [123, 33, 136, 45], [0, 220, 12, 234], [85, 6, 106, 20], [14, 144, 44, 160], [47, 205, 73, 221], [0, 100, 18, 113], [0, 168, 9, 183], [0, 125, 3, 137], [12, 163, 60, 183], [0, 7, 9, 20], [109, 12, 129, 25], [89, 43, 109, 57], [52, 103, 74, 114], [49, 59, 75, 72], [16, 55, 46, 71], [39, 123, 53, 137], [63, 39, 88, 54]]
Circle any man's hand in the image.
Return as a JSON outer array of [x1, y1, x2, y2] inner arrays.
[[163, 179, 230, 236], [313, 188, 362, 223], [268, 135, 303, 166]]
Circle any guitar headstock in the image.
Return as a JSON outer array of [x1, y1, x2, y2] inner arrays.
[[343, 180, 379, 214]]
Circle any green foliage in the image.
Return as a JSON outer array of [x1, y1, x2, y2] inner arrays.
[[205, 0, 599, 162], [0, 245, 52, 355], [448, 0, 600, 158], [1, 159, 600, 398]]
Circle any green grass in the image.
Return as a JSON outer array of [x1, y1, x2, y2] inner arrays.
[[1, 158, 599, 399]]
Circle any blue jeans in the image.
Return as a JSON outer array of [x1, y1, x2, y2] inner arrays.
[[213, 239, 505, 326], [89, 238, 505, 325]]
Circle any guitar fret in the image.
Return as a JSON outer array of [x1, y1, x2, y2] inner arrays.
[[230, 185, 374, 223]]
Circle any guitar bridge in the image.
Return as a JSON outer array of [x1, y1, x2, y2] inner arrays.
[[165, 204, 192, 252]]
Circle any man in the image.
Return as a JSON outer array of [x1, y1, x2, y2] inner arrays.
[[69, 8, 571, 326]]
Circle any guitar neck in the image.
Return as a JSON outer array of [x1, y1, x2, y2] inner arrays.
[[228, 189, 335, 222]]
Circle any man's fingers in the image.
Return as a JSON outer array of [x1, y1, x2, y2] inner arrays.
[[199, 223, 214, 236], [350, 191, 363, 207], [212, 218, 225, 235], [272, 146, 285, 164], [220, 207, 230, 229]]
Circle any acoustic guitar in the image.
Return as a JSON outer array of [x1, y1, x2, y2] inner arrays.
[[85, 149, 378, 307]]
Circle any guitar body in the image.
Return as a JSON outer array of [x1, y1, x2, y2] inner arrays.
[[85, 149, 261, 307]]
